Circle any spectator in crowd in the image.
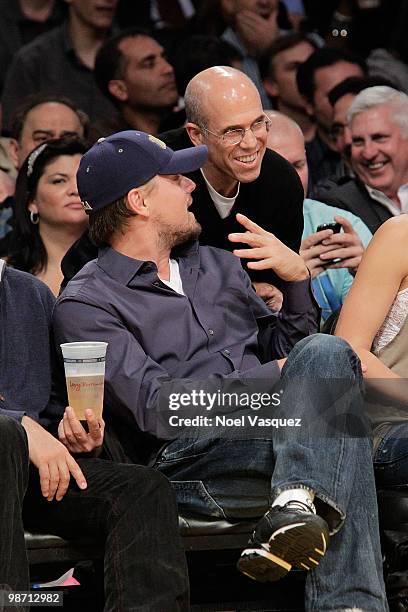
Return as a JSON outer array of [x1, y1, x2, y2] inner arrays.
[[90, 28, 180, 142], [336, 214, 408, 489], [296, 47, 366, 191], [0, 94, 88, 240], [0, 0, 67, 95], [0, 259, 189, 610], [220, 0, 283, 107], [52, 130, 388, 610], [328, 76, 397, 166], [265, 110, 371, 321], [1, 0, 119, 131], [60, 67, 305, 295], [315, 86, 408, 235], [262, 33, 318, 142], [0, 139, 89, 295], [8, 93, 89, 171]]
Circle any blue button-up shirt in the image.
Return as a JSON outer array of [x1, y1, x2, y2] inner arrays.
[[53, 241, 318, 439]]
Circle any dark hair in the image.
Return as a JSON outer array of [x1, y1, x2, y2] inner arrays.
[[173, 35, 243, 95], [260, 33, 318, 81], [296, 48, 367, 104], [9, 93, 89, 141], [89, 196, 136, 245], [0, 138, 87, 274], [94, 27, 152, 107], [328, 75, 400, 107]]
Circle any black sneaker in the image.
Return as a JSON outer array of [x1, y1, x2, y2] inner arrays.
[[237, 500, 329, 583]]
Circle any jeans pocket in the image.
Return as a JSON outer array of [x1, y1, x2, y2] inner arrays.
[[156, 436, 218, 463], [171, 480, 227, 519]]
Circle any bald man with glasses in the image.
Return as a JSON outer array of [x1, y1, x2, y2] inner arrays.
[[62, 67, 304, 301]]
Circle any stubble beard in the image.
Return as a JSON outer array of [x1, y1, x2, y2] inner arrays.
[[157, 219, 202, 251]]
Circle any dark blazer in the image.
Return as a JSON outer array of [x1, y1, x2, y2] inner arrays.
[[61, 128, 304, 286], [314, 175, 392, 235]]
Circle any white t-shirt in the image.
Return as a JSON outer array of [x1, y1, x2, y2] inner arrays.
[[200, 169, 240, 219]]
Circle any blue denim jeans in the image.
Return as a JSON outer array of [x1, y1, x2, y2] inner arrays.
[[0, 415, 189, 612], [155, 334, 388, 611], [374, 421, 408, 488]]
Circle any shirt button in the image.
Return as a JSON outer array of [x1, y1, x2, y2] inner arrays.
[[224, 349, 231, 356], [208, 329, 214, 336]]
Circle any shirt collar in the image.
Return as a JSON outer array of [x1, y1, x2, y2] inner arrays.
[[96, 240, 200, 285], [365, 183, 408, 216]]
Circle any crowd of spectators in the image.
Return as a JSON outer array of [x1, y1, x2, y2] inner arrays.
[[3, 0, 408, 610]]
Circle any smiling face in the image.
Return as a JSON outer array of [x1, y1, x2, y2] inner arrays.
[[351, 105, 408, 199], [193, 75, 267, 196], [28, 154, 88, 230]]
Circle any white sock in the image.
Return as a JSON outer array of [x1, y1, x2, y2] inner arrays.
[[272, 488, 315, 509]]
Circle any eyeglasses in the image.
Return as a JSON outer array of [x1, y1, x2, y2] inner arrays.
[[200, 116, 271, 146]]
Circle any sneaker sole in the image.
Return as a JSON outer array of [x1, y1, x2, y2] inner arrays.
[[238, 518, 329, 583], [237, 548, 292, 582]]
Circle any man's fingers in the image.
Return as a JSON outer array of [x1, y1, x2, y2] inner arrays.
[[38, 464, 50, 498], [85, 410, 103, 441], [47, 461, 60, 501], [301, 230, 333, 249], [67, 455, 87, 490], [334, 215, 355, 234], [235, 213, 269, 236], [320, 246, 361, 261], [65, 407, 88, 442], [55, 461, 71, 501], [247, 258, 275, 270], [233, 246, 271, 260], [58, 420, 67, 445], [322, 233, 361, 248]]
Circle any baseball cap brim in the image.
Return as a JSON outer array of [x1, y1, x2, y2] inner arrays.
[[159, 144, 208, 176]]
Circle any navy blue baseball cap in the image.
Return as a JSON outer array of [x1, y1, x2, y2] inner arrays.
[[77, 130, 208, 213]]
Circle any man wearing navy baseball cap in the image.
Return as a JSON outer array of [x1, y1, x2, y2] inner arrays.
[[53, 130, 387, 610]]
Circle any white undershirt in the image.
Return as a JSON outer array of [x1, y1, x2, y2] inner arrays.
[[366, 183, 408, 216], [200, 169, 240, 219], [159, 259, 185, 295]]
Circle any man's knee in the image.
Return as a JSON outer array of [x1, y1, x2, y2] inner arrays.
[[286, 334, 359, 376], [0, 415, 28, 459]]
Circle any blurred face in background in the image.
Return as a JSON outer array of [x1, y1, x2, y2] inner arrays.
[[29, 154, 88, 230], [265, 40, 315, 111], [66, 0, 118, 30], [310, 61, 364, 130], [331, 93, 356, 160], [112, 36, 178, 110], [11, 103, 84, 169]]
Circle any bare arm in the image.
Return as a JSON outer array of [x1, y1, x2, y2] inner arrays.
[[335, 216, 408, 403]]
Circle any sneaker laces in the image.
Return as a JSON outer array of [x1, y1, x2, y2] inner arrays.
[[284, 499, 316, 515]]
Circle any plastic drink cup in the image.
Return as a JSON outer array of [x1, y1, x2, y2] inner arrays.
[[60, 342, 108, 420]]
